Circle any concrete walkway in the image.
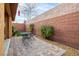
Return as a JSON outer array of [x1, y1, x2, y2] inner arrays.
[[7, 36, 65, 56], [4, 39, 11, 56]]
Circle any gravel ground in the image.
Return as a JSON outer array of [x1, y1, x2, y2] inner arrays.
[[7, 36, 65, 56], [36, 36, 79, 56]]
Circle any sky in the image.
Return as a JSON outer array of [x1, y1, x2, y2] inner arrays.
[[14, 3, 58, 23]]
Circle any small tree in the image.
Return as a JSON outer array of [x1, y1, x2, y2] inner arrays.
[[29, 24, 34, 33], [20, 3, 38, 21], [41, 25, 55, 39]]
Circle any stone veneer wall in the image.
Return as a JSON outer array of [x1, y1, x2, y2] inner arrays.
[[26, 4, 79, 49]]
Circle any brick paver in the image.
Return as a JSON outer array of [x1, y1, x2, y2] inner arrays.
[[8, 36, 65, 56]]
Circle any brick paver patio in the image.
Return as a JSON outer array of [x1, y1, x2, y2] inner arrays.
[[7, 36, 65, 56]]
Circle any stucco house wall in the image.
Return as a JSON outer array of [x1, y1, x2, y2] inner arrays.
[[5, 3, 18, 38], [0, 3, 18, 55], [0, 3, 4, 55]]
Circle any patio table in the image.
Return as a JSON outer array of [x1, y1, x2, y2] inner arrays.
[[21, 32, 32, 39], [21, 32, 31, 36]]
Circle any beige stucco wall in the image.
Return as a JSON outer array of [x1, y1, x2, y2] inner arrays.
[[0, 3, 18, 55], [0, 4, 4, 55], [5, 3, 18, 39], [9, 17, 12, 38]]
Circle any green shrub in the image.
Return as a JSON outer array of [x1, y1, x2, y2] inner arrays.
[[29, 24, 34, 33], [12, 26, 21, 36], [41, 25, 55, 39]]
